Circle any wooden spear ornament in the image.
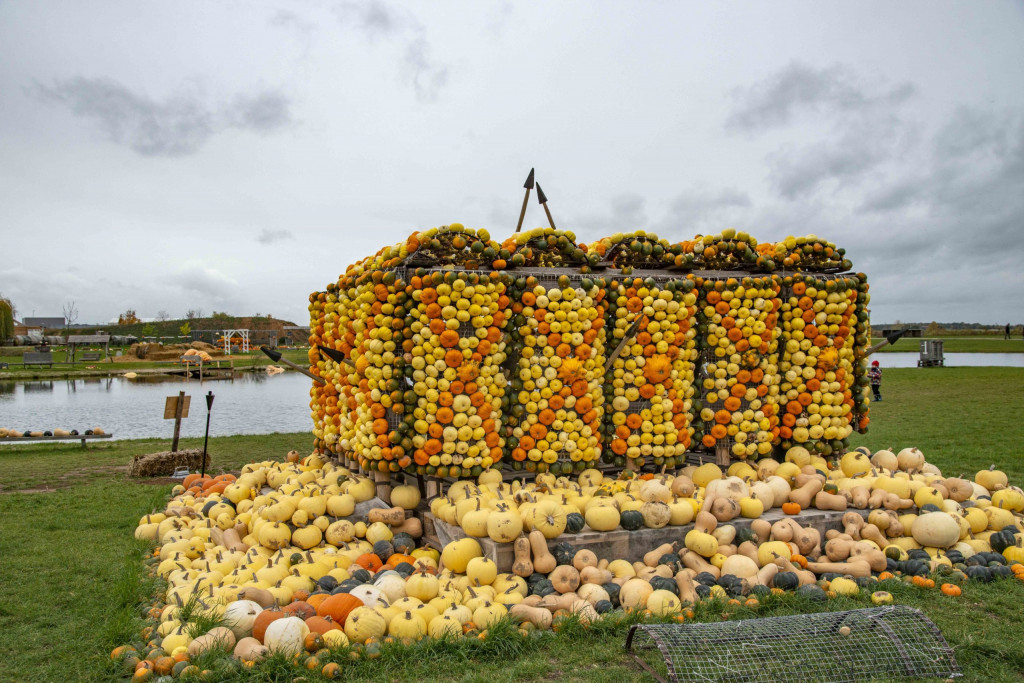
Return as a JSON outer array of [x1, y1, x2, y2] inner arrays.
[[536, 182, 556, 229], [317, 345, 356, 369], [603, 314, 647, 373], [515, 168, 535, 233]]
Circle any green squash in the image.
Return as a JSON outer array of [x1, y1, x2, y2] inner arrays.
[[620, 510, 644, 531], [565, 512, 585, 534]]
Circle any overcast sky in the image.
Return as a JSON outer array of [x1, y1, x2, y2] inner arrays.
[[2, 1, 1022, 326]]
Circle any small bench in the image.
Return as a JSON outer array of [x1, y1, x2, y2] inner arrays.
[[22, 351, 53, 367], [0, 362, 8, 370], [0, 433, 114, 448], [79, 352, 103, 362]]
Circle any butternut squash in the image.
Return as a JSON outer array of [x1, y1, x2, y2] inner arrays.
[[788, 479, 822, 508], [679, 549, 719, 577], [529, 530, 556, 574], [847, 486, 870, 509], [222, 528, 249, 553], [512, 536, 533, 578], [805, 559, 872, 577], [509, 603, 552, 630], [750, 519, 772, 543], [549, 566, 581, 594], [237, 586, 275, 608], [579, 566, 612, 585], [392, 516, 423, 538], [772, 556, 816, 585], [737, 541, 760, 565], [710, 497, 741, 522], [674, 570, 698, 604], [643, 543, 676, 568], [367, 506, 406, 525], [753, 561, 779, 587], [572, 549, 598, 572], [538, 592, 577, 612], [814, 491, 848, 511]]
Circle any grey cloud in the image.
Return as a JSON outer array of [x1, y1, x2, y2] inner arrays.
[[657, 187, 752, 236], [404, 37, 449, 103], [256, 228, 295, 245], [568, 193, 648, 243], [270, 9, 315, 36], [170, 265, 243, 308], [31, 77, 292, 156], [727, 62, 916, 132], [335, 0, 407, 38], [334, 1, 449, 102]]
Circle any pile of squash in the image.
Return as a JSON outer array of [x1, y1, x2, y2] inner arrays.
[[118, 444, 1024, 679]]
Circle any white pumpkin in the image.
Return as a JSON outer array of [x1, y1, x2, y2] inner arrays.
[[222, 600, 262, 640], [350, 584, 389, 609], [263, 616, 309, 655], [910, 512, 960, 548]]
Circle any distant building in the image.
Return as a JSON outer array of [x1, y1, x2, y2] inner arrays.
[[23, 316, 66, 331]]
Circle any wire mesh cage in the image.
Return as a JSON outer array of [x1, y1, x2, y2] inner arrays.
[[625, 606, 960, 683]]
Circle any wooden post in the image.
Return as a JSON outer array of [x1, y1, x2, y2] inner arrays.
[[373, 471, 392, 505], [171, 390, 185, 452]]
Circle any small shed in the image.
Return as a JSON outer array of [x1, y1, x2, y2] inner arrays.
[[67, 334, 111, 361]]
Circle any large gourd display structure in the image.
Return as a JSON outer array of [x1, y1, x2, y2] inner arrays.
[[309, 226, 870, 480]]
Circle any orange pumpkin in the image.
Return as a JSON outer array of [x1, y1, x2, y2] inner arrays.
[[316, 593, 363, 626]]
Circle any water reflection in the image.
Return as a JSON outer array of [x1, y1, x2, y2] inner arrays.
[[0, 372, 312, 440]]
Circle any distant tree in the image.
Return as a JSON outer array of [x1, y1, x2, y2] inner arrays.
[[186, 309, 203, 320], [141, 323, 157, 337], [62, 300, 79, 335], [0, 292, 16, 320], [118, 309, 140, 325], [0, 297, 13, 342], [211, 311, 232, 322], [156, 310, 170, 322], [179, 322, 192, 337], [925, 321, 943, 336]]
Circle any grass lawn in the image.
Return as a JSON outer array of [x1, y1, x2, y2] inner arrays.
[[1, 368, 1023, 681], [876, 337, 1024, 353]]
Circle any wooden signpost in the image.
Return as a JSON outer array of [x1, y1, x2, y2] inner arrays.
[[164, 391, 190, 452]]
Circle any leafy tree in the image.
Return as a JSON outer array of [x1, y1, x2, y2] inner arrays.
[[141, 323, 157, 337], [179, 322, 192, 337], [118, 309, 140, 325], [0, 297, 13, 343]]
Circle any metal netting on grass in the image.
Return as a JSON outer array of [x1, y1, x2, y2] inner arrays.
[[625, 606, 959, 683]]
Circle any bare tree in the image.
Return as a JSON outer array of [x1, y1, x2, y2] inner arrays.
[[62, 300, 79, 334], [156, 310, 170, 322], [186, 309, 204, 320]]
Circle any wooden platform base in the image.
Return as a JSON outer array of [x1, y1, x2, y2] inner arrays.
[[425, 508, 868, 572]]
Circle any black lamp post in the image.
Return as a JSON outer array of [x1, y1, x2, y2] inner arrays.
[[201, 391, 214, 477]]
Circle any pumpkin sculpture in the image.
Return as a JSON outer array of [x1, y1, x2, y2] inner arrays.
[[504, 253, 607, 475], [695, 276, 782, 459], [602, 270, 697, 470], [776, 272, 868, 456]]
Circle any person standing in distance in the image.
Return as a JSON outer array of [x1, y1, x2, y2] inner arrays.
[[869, 360, 882, 402]]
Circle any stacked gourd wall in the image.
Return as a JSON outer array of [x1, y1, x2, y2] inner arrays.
[[309, 227, 869, 478]]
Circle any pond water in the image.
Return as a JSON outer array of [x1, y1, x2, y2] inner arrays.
[[0, 372, 312, 440], [872, 352, 1024, 368], [1, 353, 1021, 440]]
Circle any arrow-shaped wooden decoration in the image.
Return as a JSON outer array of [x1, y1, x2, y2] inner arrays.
[[515, 168, 535, 233], [536, 182, 556, 229], [603, 314, 646, 373], [317, 345, 356, 369]]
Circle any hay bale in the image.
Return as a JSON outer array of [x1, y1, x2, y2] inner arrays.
[[129, 448, 210, 477]]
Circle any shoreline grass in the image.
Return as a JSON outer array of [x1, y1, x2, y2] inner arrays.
[[875, 337, 1024, 353], [1, 368, 1023, 681]]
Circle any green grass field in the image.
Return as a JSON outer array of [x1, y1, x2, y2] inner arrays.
[[875, 337, 1024, 353], [0, 348, 311, 381], [1, 368, 1023, 681]]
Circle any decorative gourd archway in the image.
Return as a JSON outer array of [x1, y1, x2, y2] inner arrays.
[[222, 329, 250, 355]]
